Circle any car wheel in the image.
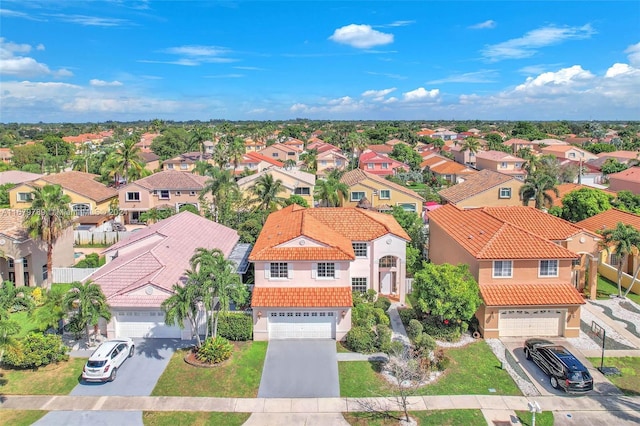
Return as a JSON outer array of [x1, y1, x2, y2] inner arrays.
[[524, 348, 531, 360], [128, 345, 135, 358], [550, 376, 559, 389], [109, 367, 117, 382]]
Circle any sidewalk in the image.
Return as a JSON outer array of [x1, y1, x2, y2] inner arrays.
[[388, 302, 411, 347]]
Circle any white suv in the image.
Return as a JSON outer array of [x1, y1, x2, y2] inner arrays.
[[82, 338, 135, 382]]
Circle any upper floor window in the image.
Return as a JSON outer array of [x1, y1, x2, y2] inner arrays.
[[17, 192, 33, 202], [493, 260, 513, 278], [539, 260, 559, 277], [126, 192, 140, 201], [352, 242, 367, 257], [315, 262, 335, 278], [366, 163, 374, 169], [569, 152, 576, 158], [320, 160, 327, 166], [350, 191, 365, 202], [167, 164, 174, 169], [180, 163, 188, 170], [159, 190, 170, 200], [190, 191, 197, 196], [379, 189, 391, 199], [382, 163, 389, 169], [500, 162, 507, 168], [272, 153, 279, 157], [499, 188, 511, 199], [379, 256, 396, 268], [515, 162, 522, 168], [294, 187, 310, 195], [269, 262, 289, 278]]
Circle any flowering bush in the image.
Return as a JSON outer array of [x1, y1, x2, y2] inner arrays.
[[196, 336, 233, 364]]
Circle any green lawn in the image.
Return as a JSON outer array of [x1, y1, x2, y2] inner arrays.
[[0, 357, 86, 395], [0, 410, 47, 426], [340, 341, 521, 397], [595, 276, 640, 305], [337, 341, 352, 353], [515, 410, 554, 426], [586, 357, 640, 396], [344, 409, 485, 426], [10, 283, 74, 337], [151, 341, 267, 397], [142, 412, 250, 426]]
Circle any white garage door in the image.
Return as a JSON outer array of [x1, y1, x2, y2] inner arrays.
[[268, 311, 335, 339], [499, 309, 565, 337], [116, 311, 183, 339]]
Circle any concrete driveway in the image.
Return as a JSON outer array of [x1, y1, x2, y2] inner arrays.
[[258, 339, 339, 398], [33, 338, 183, 426]]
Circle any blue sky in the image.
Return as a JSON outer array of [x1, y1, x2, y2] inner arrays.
[[1, 1, 639, 123]]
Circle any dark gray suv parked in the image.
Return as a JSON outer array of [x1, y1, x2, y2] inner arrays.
[[524, 338, 594, 393]]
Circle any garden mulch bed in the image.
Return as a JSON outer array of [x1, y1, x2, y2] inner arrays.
[[183, 348, 230, 368]]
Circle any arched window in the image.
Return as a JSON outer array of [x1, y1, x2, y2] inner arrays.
[[72, 204, 91, 216], [379, 256, 396, 268]]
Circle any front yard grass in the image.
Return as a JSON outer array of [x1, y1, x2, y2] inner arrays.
[[0, 357, 86, 395], [142, 412, 250, 426], [340, 341, 521, 397], [587, 357, 640, 396], [151, 341, 267, 397], [344, 409, 485, 425], [0, 410, 47, 426], [595, 276, 640, 305], [515, 410, 554, 426]]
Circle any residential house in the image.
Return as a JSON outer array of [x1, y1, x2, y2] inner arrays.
[[135, 133, 161, 153], [588, 151, 640, 171], [0, 148, 12, 164], [118, 170, 210, 224], [88, 211, 250, 339], [450, 143, 485, 166], [420, 153, 477, 184], [9, 171, 118, 216], [231, 152, 283, 176], [244, 138, 267, 153], [358, 150, 410, 177], [503, 138, 535, 154], [431, 129, 458, 141], [366, 144, 394, 155], [0, 171, 42, 186], [316, 149, 349, 177], [283, 138, 305, 151], [607, 167, 640, 193], [139, 152, 160, 172], [62, 131, 113, 150], [250, 204, 409, 340], [237, 167, 316, 208], [162, 152, 211, 172], [475, 151, 526, 179], [429, 205, 599, 338], [259, 143, 302, 163], [576, 209, 640, 297], [340, 168, 425, 213], [438, 170, 524, 209], [541, 145, 598, 162], [0, 210, 74, 287]]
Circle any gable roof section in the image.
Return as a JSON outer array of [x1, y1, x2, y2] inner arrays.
[[252, 287, 352, 307], [576, 208, 640, 233], [476, 151, 524, 162], [340, 169, 425, 202], [129, 170, 209, 191], [480, 283, 585, 306], [243, 151, 284, 167], [438, 170, 516, 204], [428, 204, 577, 259], [608, 166, 640, 183], [0, 211, 30, 240], [40, 171, 117, 203], [0, 171, 42, 185]]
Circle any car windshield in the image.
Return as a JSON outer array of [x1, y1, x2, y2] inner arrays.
[[87, 360, 107, 368], [568, 371, 591, 381]]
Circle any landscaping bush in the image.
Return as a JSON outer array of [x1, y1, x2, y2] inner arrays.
[[373, 297, 391, 312], [386, 340, 405, 356], [376, 324, 392, 353], [433, 348, 450, 371], [406, 319, 423, 340], [373, 307, 390, 326], [196, 336, 233, 364], [351, 303, 377, 328], [75, 253, 104, 268], [398, 308, 417, 325], [345, 326, 377, 353], [421, 316, 462, 342], [3, 333, 69, 369], [414, 332, 436, 355], [364, 289, 377, 303], [216, 313, 252, 341]]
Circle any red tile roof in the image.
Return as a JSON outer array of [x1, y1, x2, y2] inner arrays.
[[608, 166, 640, 183], [480, 283, 585, 306], [40, 171, 117, 202], [576, 208, 640, 233], [252, 286, 352, 307]]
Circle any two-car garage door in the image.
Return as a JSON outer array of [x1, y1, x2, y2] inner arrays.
[[116, 311, 183, 339], [499, 309, 565, 337], [268, 311, 335, 339]]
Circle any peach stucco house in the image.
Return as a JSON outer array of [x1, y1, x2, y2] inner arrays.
[[475, 151, 526, 179], [438, 169, 524, 209], [428, 205, 599, 338], [250, 205, 409, 340]]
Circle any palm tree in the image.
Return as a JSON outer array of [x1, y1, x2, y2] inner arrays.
[[300, 149, 318, 173], [211, 143, 229, 169], [140, 207, 174, 224], [32, 285, 67, 333], [23, 184, 73, 289], [518, 172, 559, 210], [162, 281, 202, 347], [248, 174, 287, 214], [0, 281, 34, 321], [109, 137, 144, 186], [599, 222, 640, 297], [200, 167, 239, 223], [192, 160, 214, 176], [64, 280, 111, 344], [227, 137, 246, 175], [314, 176, 349, 207], [431, 138, 445, 153], [190, 126, 212, 161]]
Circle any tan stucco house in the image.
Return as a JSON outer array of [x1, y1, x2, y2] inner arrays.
[[237, 167, 316, 208], [438, 169, 525, 209]]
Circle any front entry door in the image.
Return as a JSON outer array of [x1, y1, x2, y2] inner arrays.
[[380, 271, 392, 294]]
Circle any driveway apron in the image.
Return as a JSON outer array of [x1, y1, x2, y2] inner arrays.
[[258, 339, 339, 398]]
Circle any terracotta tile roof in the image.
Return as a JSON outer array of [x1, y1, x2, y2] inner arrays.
[[40, 171, 117, 203], [0, 210, 30, 240], [249, 205, 410, 261], [339, 169, 425, 201], [608, 166, 640, 183], [429, 160, 476, 175], [129, 170, 209, 191], [0, 171, 42, 185], [576, 208, 640, 233], [480, 283, 585, 306], [251, 286, 352, 307], [503, 138, 533, 146], [428, 204, 578, 259], [438, 170, 518, 204], [596, 150, 639, 160], [243, 152, 284, 167], [366, 144, 393, 154]]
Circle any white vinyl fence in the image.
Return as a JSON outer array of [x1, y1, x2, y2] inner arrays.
[[74, 231, 132, 245], [406, 278, 414, 294], [53, 267, 100, 283]]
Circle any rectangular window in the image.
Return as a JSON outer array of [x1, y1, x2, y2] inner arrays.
[[159, 190, 170, 199], [499, 188, 511, 199], [321, 160, 327, 166], [366, 163, 374, 169], [493, 260, 513, 278], [317, 262, 335, 278], [294, 187, 310, 195], [8, 259, 14, 268], [350, 191, 365, 201], [500, 162, 507, 168], [379, 189, 390, 199], [382, 163, 389, 169], [180, 163, 188, 170], [22, 258, 27, 268], [272, 153, 279, 157], [352, 242, 367, 257], [269, 262, 289, 278], [569, 152, 576, 158], [126, 192, 140, 201], [167, 164, 174, 169], [539, 260, 559, 277], [17, 192, 32, 202], [351, 277, 368, 293]]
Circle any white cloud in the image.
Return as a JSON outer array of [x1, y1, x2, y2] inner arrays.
[[155, 45, 236, 65], [402, 87, 440, 102], [90, 79, 123, 87], [605, 63, 637, 78], [361, 88, 396, 100], [329, 24, 393, 49], [0, 38, 70, 78], [482, 24, 595, 61], [625, 42, 640, 66], [290, 103, 308, 113], [514, 65, 594, 93], [386, 20, 415, 27], [46, 14, 129, 27], [426, 70, 498, 84], [469, 20, 496, 30], [165, 45, 230, 57]]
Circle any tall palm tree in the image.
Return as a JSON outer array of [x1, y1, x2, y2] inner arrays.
[[64, 280, 111, 344], [300, 149, 318, 173], [23, 184, 73, 289], [162, 280, 202, 347], [211, 143, 229, 169], [518, 172, 559, 210], [109, 137, 144, 186], [33, 285, 67, 332], [200, 167, 239, 223], [314, 176, 349, 207], [248, 174, 287, 213], [190, 126, 212, 161], [461, 137, 481, 157], [227, 137, 246, 175], [599, 222, 640, 297]]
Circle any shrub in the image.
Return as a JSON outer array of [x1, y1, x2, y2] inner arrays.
[[414, 332, 436, 355], [373, 307, 390, 326], [31, 287, 44, 306], [365, 289, 377, 303], [3, 333, 69, 369], [376, 324, 392, 353], [65, 315, 85, 339], [433, 348, 450, 371], [352, 303, 377, 328], [386, 340, 405, 356], [196, 336, 233, 364], [406, 319, 423, 340], [374, 297, 391, 312], [421, 316, 462, 342], [398, 308, 417, 326], [345, 326, 377, 353], [75, 253, 102, 268], [216, 313, 252, 341]]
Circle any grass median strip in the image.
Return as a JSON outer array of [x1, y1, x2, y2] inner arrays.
[[0, 410, 47, 426], [515, 410, 554, 426], [142, 412, 250, 426], [344, 409, 485, 425], [0, 357, 86, 395]]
